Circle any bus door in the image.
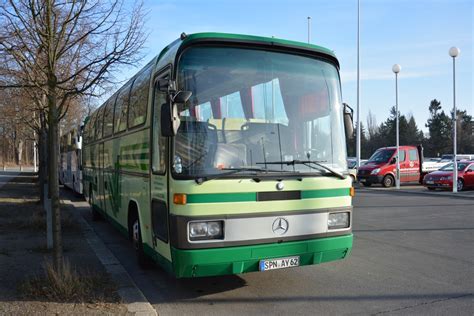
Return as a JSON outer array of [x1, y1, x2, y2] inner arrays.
[[149, 71, 172, 262]]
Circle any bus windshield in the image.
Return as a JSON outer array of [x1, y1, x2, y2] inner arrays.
[[174, 46, 347, 178], [368, 149, 395, 163]]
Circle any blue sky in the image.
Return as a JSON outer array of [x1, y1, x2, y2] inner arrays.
[[119, 0, 473, 133]]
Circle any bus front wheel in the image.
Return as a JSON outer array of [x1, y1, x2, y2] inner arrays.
[[131, 214, 150, 268], [89, 185, 101, 221]]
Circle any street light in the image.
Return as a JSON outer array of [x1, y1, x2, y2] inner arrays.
[[307, 16, 311, 44], [356, 0, 361, 168], [392, 64, 401, 189], [449, 46, 460, 193]]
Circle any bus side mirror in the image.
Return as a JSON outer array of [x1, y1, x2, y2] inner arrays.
[[161, 101, 180, 137], [343, 103, 354, 140], [161, 90, 192, 137]]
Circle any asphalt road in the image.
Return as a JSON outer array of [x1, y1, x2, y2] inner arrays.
[[68, 189, 473, 316], [0, 172, 19, 190]]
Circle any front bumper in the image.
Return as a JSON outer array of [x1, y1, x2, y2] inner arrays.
[[170, 234, 353, 278], [423, 179, 452, 189], [357, 175, 383, 184]]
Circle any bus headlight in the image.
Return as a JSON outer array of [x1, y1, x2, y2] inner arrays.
[[328, 212, 350, 229], [189, 221, 224, 240]]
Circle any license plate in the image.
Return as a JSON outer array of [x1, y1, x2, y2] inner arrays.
[[259, 256, 300, 271], [426, 181, 434, 184], [360, 178, 366, 182]]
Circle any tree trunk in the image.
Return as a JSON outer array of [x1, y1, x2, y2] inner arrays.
[[47, 73, 62, 269], [39, 127, 48, 207]]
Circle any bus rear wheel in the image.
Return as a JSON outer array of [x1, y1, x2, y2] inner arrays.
[[89, 185, 101, 221], [382, 175, 395, 188]]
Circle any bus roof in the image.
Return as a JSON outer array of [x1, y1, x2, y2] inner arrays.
[[156, 32, 340, 70]]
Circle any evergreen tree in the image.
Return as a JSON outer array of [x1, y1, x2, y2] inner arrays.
[[347, 122, 368, 158], [425, 99, 452, 157], [405, 115, 424, 145], [455, 109, 474, 154]]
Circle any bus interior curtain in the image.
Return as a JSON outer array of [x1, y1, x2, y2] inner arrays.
[[239, 87, 254, 119], [278, 77, 300, 151], [211, 98, 222, 119]]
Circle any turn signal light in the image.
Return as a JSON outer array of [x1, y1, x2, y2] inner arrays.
[[350, 187, 355, 197], [173, 193, 187, 205]]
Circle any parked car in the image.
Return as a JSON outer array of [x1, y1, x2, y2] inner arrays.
[[347, 159, 357, 183], [357, 145, 446, 187], [423, 161, 474, 191]]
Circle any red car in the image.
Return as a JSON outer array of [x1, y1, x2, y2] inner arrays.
[[423, 161, 474, 191]]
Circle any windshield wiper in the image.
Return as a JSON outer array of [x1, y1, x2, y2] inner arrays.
[[256, 160, 346, 180], [194, 167, 293, 184]]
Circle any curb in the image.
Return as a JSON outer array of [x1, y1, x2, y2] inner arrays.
[[63, 200, 157, 316]]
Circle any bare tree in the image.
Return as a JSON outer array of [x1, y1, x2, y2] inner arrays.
[[0, 0, 146, 268], [366, 110, 378, 140]]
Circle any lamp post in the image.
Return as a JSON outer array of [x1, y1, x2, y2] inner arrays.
[[392, 64, 401, 189], [449, 47, 460, 193], [307, 16, 311, 44], [356, 0, 361, 168]]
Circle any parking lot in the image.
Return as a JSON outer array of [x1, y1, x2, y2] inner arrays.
[[356, 182, 474, 199], [66, 187, 474, 315]]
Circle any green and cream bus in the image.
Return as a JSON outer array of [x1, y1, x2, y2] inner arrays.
[[82, 32, 354, 278]]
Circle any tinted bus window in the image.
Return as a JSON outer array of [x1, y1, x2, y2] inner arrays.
[[103, 97, 115, 137], [129, 67, 151, 127], [89, 113, 97, 142], [114, 84, 131, 133], [95, 106, 104, 140]]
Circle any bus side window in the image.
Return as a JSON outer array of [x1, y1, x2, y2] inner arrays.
[[89, 113, 97, 142], [129, 67, 151, 128], [103, 97, 116, 137], [114, 83, 132, 133], [95, 106, 104, 140], [152, 80, 167, 174]]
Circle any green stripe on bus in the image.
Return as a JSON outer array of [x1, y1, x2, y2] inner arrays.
[[120, 153, 149, 160], [119, 163, 149, 171], [186, 192, 256, 203], [185, 188, 349, 204], [301, 188, 350, 199], [120, 142, 149, 152]]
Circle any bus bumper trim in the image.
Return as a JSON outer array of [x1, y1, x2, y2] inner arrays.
[[170, 234, 353, 278]]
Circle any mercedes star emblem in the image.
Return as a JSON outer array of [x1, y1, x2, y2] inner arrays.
[[272, 217, 289, 235]]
